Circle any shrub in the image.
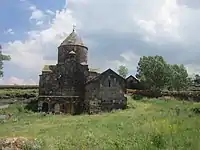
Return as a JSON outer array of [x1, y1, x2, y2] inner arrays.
[[0, 89, 38, 99], [24, 99, 38, 112], [131, 94, 144, 100], [0, 85, 38, 89]]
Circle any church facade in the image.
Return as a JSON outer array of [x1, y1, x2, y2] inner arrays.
[[38, 28, 127, 115]]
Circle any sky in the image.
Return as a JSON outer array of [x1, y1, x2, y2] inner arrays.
[[1, 0, 200, 85]]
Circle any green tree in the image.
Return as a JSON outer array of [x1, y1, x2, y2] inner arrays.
[[136, 55, 190, 91], [136, 55, 170, 91], [0, 45, 11, 77], [117, 65, 128, 78], [168, 64, 189, 91]]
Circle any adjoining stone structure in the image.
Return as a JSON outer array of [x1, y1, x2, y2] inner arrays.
[[126, 75, 146, 90], [85, 69, 127, 114], [126, 75, 140, 90], [38, 27, 127, 115]]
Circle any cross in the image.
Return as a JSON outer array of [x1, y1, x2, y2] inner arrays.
[[73, 24, 76, 31]]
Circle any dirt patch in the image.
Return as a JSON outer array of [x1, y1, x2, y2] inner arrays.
[[0, 137, 41, 150]]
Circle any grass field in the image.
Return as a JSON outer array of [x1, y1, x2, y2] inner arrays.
[[0, 96, 200, 150]]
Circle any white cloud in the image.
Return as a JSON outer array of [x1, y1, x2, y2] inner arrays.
[[4, 28, 14, 35], [3, 7, 76, 75], [29, 5, 45, 21], [46, 10, 55, 15], [106, 51, 140, 74], [36, 21, 43, 26], [130, 0, 182, 43]]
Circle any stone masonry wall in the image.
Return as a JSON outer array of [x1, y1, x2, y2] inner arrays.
[[39, 60, 88, 97], [85, 80, 101, 114], [99, 75, 127, 112], [38, 96, 81, 114]]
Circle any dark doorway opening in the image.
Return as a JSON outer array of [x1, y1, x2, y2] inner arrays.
[[42, 102, 49, 112]]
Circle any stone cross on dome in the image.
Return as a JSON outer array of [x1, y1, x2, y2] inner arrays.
[[73, 24, 76, 32]]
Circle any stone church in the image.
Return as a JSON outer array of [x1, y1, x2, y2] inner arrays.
[[38, 27, 127, 115]]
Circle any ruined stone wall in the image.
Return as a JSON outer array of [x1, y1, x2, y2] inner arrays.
[[85, 80, 101, 114], [57, 45, 88, 64]]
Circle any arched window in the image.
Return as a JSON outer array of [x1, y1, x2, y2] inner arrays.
[[54, 103, 60, 113], [108, 76, 111, 87], [114, 78, 117, 85]]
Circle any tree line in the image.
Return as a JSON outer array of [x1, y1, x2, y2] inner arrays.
[[117, 55, 200, 92]]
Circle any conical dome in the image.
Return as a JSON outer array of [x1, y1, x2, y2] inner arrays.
[[58, 26, 88, 64], [60, 28, 85, 47]]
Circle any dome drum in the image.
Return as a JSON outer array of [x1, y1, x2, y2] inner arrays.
[[58, 45, 88, 64]]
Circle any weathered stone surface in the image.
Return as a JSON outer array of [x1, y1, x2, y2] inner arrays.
[[85, 69, 127, 114], [38, 28, 127, 115]]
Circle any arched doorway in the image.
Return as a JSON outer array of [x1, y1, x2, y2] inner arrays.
[[54, 103, 60, 114], [42, 102, 49, 112]]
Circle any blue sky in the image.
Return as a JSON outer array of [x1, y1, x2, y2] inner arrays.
[[1, 0, 200, 84], [0, 0, 65, 84], [0, 0, 65, 41]]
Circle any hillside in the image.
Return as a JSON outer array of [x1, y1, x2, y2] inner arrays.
[[0, 96, 200, 149]]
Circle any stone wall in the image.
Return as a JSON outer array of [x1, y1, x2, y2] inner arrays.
[[85, 70, 127, 114], [85, 80, 101, 114], [38, 52, 89, 114], [99, 75, 127, 111], [38, 96, 82, 114], [39, 60, 88, 97], [39, 72, 58, 95]]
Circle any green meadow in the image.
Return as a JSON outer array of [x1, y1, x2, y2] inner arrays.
[[0, 96, 200, 150]]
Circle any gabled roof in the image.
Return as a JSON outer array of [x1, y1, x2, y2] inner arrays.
[[60, 29, 86, 47], [86, 68, 125, 85], [126, 75, 139, 82]]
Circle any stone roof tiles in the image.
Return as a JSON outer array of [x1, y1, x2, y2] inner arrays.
[[60, 29, 85, 47]]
